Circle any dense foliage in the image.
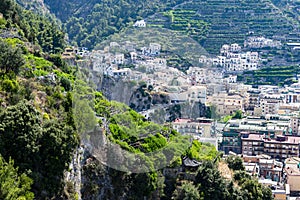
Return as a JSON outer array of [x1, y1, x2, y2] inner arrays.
[[238, 65, 300, 86], [0, 156, 34, 200], [0, 39, 25, 77], [194, 160, 273, 200], [0, 101, 79, 197], [44, 0, 186, 48], [0, 0, 65, 53], [0, 7, 78, 196], [226, 155, 245, 171]]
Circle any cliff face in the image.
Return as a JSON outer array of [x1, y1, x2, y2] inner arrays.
[[98, 77, 137, 106], [67, 147, 182, 200]]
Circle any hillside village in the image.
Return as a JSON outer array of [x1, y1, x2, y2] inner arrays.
[[61, 34, 300, 198], [3, 0, 300, 199]]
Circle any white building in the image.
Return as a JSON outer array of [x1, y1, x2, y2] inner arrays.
[[114, 53, 125, 65], [226, 75, 237, 83], [133, 20, 146, 27], [230, 43, 242, 52], [149, 43, 161, 55], [220, 44, 230, 56], [112, 68, 131, 78], [187, 86, 207, 103], [214, 44, 260, 72], [244, 36, 281, 48]]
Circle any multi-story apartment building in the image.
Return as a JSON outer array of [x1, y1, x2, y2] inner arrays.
[[187, 86, 207, 104], [246, 88, 261, 113], [241, 133, 300, 161], [172, 118, 218, 148], [241, 133, 264, 156], [208, 92, 244, 116], [172, 118, 213, 138], [290, 113, 300, 136], [260, 94, 285, 116], [284, 92, 300, 103], [242, 155, 283, 182], [221, 116, 290, 154], [259, 158, 283, 182]]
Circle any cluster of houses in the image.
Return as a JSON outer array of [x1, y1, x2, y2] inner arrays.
[[241, 154, 298, 199], [244, 36, 281, 49], [198, 37, 281, 72], [62, 35, 300, 198], [200, 43, 260, 72]]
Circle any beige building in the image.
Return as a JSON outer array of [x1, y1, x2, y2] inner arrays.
[[208, 92, 244, 116], [290, 113, 300, 136], [284, 157, 300, 193], [260, 94, 285, 116], [172, 118, 218, 148]]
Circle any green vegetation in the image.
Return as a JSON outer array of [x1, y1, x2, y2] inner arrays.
[[0, 0, 280, 199], [148, 0, 298, 54], [226, 155, 245, 171], [38, 0, 186, 49], [238, 65, 300, 86], [95, 93, 191, 158], [0, 0, 65, 53], [172, 181, 202, 200], [0, 101, 79, 197], [0, 3, 79, 197], [187, 140, 218, 161], [221, 110, 243, 122], [0, 156, 34, 200], [162, 9, 210, 43], [194, 160, 273, 200], [0, 39, 25, 77]]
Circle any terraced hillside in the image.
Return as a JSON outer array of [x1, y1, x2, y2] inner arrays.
[[271, 0, 300, 31], [237, 65, 300, 85], [148, 0, 300, 54]]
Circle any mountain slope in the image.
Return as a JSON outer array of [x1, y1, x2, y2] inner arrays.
[[148, 0, 300, 54], [45, 0, 187, 48], [15, 0, 300, 54]]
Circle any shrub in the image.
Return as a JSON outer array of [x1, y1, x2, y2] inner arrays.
[[2, 79, 19, 93]]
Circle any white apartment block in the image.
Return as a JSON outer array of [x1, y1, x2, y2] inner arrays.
[[216, 43, 260, 72], [187, 86, 207, 103], [244, 36, 281, 48]]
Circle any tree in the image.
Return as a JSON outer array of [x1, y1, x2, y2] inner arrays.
[[232, 110, 243, 119], [240, 179, 273, 200], [233, 170, 251, 185], [226, 155, 245, 171], [0, 100, 79, 197], [172, 181, 202, 200], [130, 172, 159, 198], [0, 40, 25, 76], [0, 100, 41, 171], [225, 181, 244, 200], [38, 120, 79, 195], [195, 161, 227, 200], [0, 155, 34, 200]]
